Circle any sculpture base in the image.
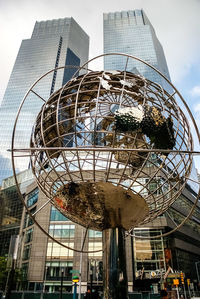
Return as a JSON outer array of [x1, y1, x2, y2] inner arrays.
[[103, 227, 128, 299], [53, 181, 149, 231]]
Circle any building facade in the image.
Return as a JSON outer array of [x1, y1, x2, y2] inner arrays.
[[104, 9, 172, 92], [16, 179, 200, 294], [17, 181, 103, 293], [0, 170, 34, 257], [0, 17, 89, 184]]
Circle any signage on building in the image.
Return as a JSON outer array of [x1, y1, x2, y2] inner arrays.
[[180, 272, 184, 284], [72, 276, 79, 283], [173, 279, 179, 285], [136, 269, 165, 279], [150, 269, 165, 278], [168, 273, 181, 278], [151, 271, 156, 278]]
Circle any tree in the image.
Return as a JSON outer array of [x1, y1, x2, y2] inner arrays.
[[0, 256, 8, 290]]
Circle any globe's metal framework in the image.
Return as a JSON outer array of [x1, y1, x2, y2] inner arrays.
[[30, 69, 193, 229], [11, 53, 200, 252]]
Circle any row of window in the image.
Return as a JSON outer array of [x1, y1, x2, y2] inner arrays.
[[47, 242, 74, 257], [49, 224, 75, 238], [45, 261, 73, 280]]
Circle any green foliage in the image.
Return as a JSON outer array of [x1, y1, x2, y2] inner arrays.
[[0, 257, 24, 291], [0, 256, 8, 290], [14, 268, 24, 283]]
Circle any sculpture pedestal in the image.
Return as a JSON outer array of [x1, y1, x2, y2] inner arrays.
[[103, 227, 128, 299]]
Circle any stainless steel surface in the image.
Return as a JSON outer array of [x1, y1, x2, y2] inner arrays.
[[11, 53, 200, 244], [29, 69, 193, 229], [103, 227, 128, 299], [53, 181, 148, 230], [10, 147, 200, 155]]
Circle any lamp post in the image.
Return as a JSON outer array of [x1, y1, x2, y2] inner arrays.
[[72, 276, 79, 299]]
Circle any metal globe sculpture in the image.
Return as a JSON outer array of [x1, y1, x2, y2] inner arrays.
[[11, 53, 200, 299], [30, 67, 193, 231]]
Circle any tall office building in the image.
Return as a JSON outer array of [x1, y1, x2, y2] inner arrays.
[[104, 9, 171, 92], [0, 17, 89, 184]]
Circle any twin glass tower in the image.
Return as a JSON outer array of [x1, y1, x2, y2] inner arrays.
[[0, 9, 170, 184]]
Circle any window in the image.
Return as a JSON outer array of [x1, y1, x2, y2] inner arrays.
[[23, 244, 31, 260], [88, 242, 102, 257], [21, 262, 29, 280], [89, 259, 103, 282], [134, 229, 165, 278], [46, 261, 73, 281], [27, 188, 39, 207], [47, 242, 74, 258], [88, 230, 102, 239], [49, 224, 75, 238], [25, 228, 33, 243], [50, 206, 69, 221], [23, 207, 36, 228]]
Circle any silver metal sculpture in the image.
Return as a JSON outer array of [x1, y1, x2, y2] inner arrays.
[[29, 68, 194, 229], [11, 53, 200, 299]]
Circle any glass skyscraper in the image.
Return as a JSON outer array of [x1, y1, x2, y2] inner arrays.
[[0, 17, 89, 184], [104, 9, 171, 91]]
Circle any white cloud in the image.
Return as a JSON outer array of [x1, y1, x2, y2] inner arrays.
[[193, 103, 200, 114], [191, 85, 200, 97]]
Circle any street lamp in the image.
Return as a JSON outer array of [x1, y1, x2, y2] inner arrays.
[[72, 276, 79, 299]]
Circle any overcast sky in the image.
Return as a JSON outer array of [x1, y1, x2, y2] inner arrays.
[[0, 0, 200, 168]]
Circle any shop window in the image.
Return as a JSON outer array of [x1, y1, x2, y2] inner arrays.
[[46, 261, 73, 281]]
